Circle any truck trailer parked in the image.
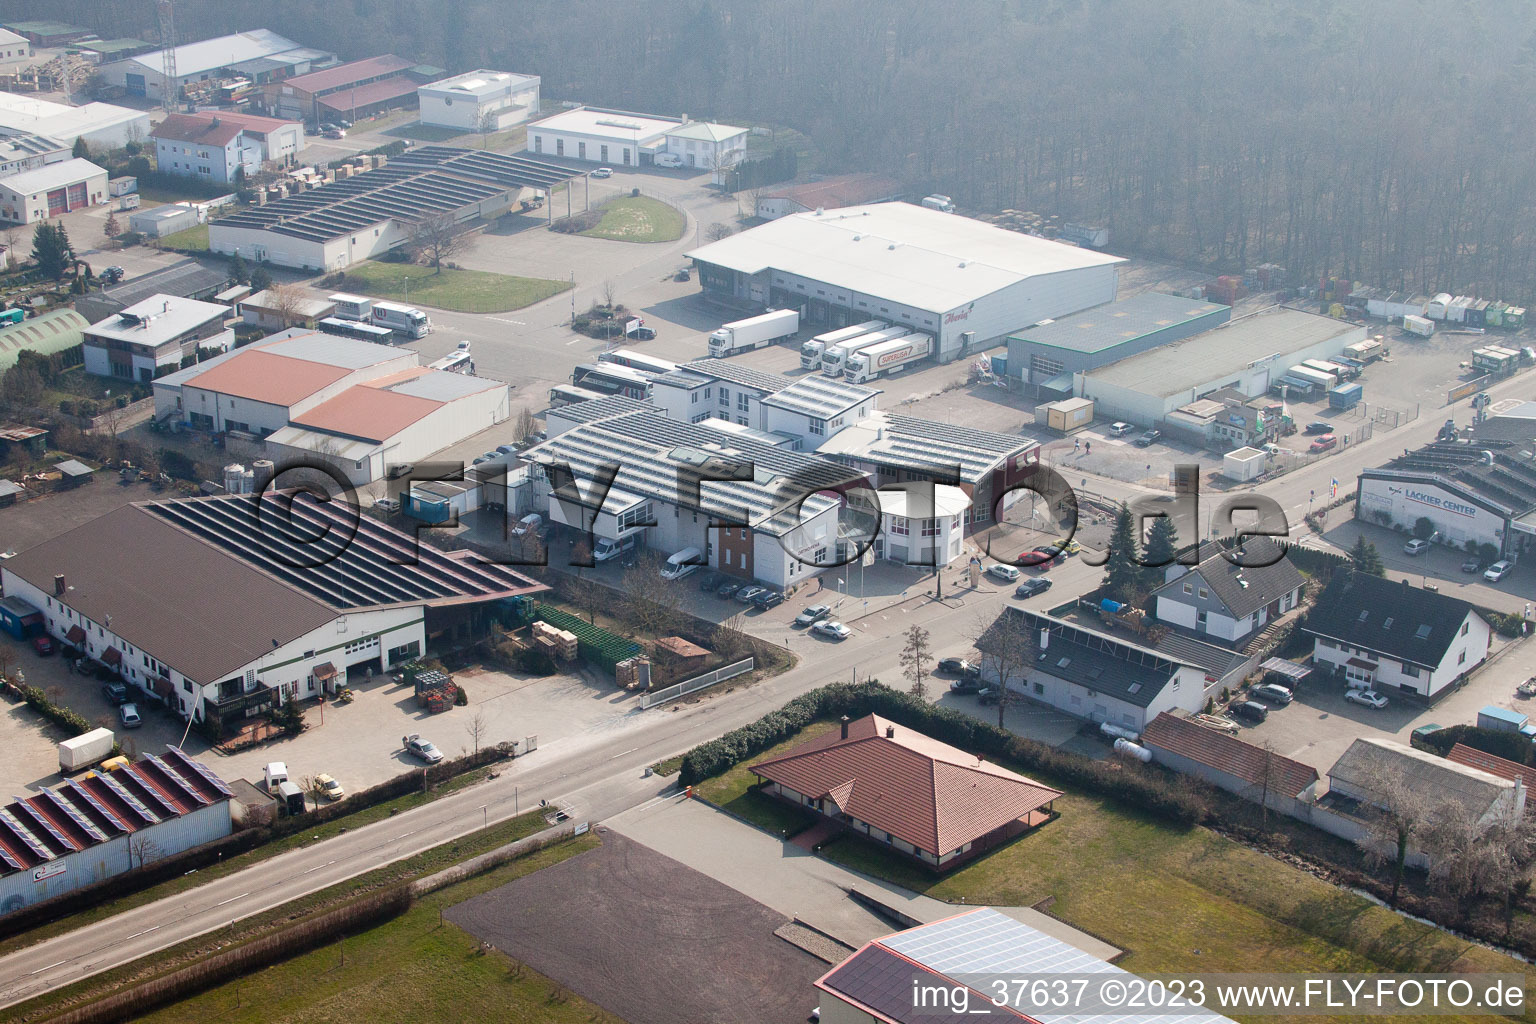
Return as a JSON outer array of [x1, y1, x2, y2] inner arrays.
[[59, 728, 115, 773], [820, 325, 912, 376], [845, 331, 934, 382], [1403, 314, 1435, 337], [707, 309, 800, 356], [371, 301, 431, 339], [328, 293, 373, 321], [799, 320, 885, 370]]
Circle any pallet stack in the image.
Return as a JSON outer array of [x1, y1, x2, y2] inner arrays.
[[531, 622, 579, 661]]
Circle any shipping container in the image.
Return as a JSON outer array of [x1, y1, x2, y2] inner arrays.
[[1328, 382, 1363, 410]]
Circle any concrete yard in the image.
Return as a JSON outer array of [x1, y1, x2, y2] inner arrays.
[[446, 829, 826, 1024]]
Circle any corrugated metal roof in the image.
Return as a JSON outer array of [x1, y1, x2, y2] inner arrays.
[[179, 348, 350, 406], [118, 29, 312, 78], [380, 369, 503, 402], [0, 308, 88, 373], [1008, 292, 1230, 354], [1330, 738, 1512, 821], [282, 54, 414, 95], [0, 157, 104, 196], [760, 376, 877, 419]]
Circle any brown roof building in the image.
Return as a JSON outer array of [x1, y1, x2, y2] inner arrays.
[[263, 54, 422, 122], [1141, 712, 1320, 812], [756, 173, 905, 220], [749, 714, 1060, 871], [1446, 743, 1536, 791]]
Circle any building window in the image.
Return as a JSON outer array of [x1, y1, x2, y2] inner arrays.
[[719, 387, 729, 407], [1183, 581, 1193, 594], [1403, 664, 1421, 677], [737, 393, 749, 412], [1458, 651, 1466, 665], [1197, 588, 1208, 599], [921, 518, 939, 537], [691, 391, 699, 404], [808, 419, 826, 436], [891, 516, 908, 536], [1461, 621, 1469, 635], [813, 546, 828, 563], [1033, 681, 1045, 695], [534, 135, 543, 153], [737, 415, 748, 425]]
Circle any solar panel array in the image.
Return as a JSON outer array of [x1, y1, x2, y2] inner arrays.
[[145, 493, 541, 610], [9, 801, 75, 854], [0, 807, 54, 861], [94, 771, 163, 826], [41, 788, 108, 843], [216, 146, 580, 244], [166, 747, 235, 798], [143, 754, 212, 807], [64, 780, 127, 834]]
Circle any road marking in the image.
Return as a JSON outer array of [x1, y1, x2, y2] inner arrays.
[[212, 892, 250, 908], [123, 925, 160, 940], [27, 960, 69, 976], [395, 830, 417, 840], [488, 317, 526, 325], [607, 746, 638, 760], [564, 338, 582, 346], [300, 859, 338, 875]]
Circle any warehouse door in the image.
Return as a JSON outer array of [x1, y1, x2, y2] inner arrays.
[[46, 188, 67, 216], [125, 72, 145, 96], [66, 182, 88, 209]]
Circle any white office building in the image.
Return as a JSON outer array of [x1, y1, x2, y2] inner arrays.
[[418, 70, 540, 131]]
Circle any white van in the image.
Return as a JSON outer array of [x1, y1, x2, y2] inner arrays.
[[593, 535, 638, 562], [920, 194, 955, 213], [660, 546, 703, 580], [654, 153, 683, 169], [512, 513, 543, 537]]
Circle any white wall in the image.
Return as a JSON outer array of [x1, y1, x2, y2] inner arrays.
[[0, 167, 108, 224], [526, 129, 647, 166], [419, 80, 539, 131], [936, 264, 1119, 362], [1312, 611, 1489, 698], [1357, 477, 1508, 552]]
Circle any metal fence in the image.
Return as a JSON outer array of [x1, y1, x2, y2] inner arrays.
[[641, 658, 754, 709], [1448, 376, 1491, 404]]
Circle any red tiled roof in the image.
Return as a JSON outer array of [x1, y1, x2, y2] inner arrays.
[[316, 75, 420, 112], [291, 385, 437, 442], [1447, 743, 1536, 790], [764, 173, 905, 211], [185, 349, 351, 407], [151, 113, 241, 146], [283, 54, 414, 94], [1141, 712, 1319, 798], [749, 714, 1061, 857]]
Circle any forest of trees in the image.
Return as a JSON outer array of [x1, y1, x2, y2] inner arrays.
[[16, 0, 1536, 295]]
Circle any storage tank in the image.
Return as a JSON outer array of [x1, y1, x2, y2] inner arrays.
[[1100, 721, 1140, 742], [1114, 738, 1153, 762], [252, 459, 275, 490], [223, 463, 253, 495]]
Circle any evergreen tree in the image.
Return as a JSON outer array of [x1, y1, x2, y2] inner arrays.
[[1348, 535, 1386, 577], [103, 212, 121, 242], [229, 253, 249, 286], [249, 265, 273, 292], [1144, 515, 1180, 571], [31, 223, 74, 279], [1101, 502, 1143, 602], [72, 136, 90, 159]]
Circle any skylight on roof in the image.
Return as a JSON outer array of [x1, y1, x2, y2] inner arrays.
[[1056, 656, 1071, 668], [1415, 624, 1432, 639], [1357, 610, 1369, 622], [1383, 617, 1394, 630], [1127, 682, 1142, 694]]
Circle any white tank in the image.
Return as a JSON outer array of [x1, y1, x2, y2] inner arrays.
[[252, 460, 275, 490], [1114, 738, 1152, 762], [223, 463, 252, 495], [1100, 722, 1140, 742]]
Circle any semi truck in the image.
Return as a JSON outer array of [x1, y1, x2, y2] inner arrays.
[[371, 300, 431, 339], [59, 728, 115, 773], [845, 332, 934, 383], [820, 325, 912, 376], [1403, 314, 1435, 337], [799, 320, 885, 370], [707, 309, 799, 357]]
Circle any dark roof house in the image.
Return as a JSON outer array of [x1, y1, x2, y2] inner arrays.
[[1151, 536, 1305, 645]]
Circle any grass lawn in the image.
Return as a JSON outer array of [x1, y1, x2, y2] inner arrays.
[[693, 718, 839, 837], [136, 835, 615, 1024], [157, 224, 209, 252], [699, 723, 1536, 1024], [342, 261, 569, 314], [137, 186, 213, 206], [579, 196, 685, 243]]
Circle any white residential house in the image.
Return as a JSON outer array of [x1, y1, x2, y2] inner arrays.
[[1152, 536, 1305, 645]]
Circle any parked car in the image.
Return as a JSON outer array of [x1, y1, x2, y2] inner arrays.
[[590, 167, 613, 178], [1019, 547, 1061, 568], [1485, 559, 1514, 582], [496, 444, 519, 455], [1133, 429, 1162, 448], [31, 635, 54, 656], [1251, 682, 1294, 705], [1014, 577, 1053, 598], [751, 589, 785, 609], [322, 128, 346, 139], [1461, 556, 1486, 573], [1308, 433, 1338, 453], [628, 326, 657, 340], [1403, 538, 1430, 555], [101, 266, 125, 284], [976, 686, 1002, 705], [387, 462, 414, 479], [950, 678, 986, 695], [812, 620, 852, 641], [735, 585, 766, 604], [403, 734, 444, 763], [716, 579, 744, 598], [1108, 422, 1135, 437], [101, 682, 129, 705], [1345, 689, 1390, 709], [374, 497, 401, 514], [1304, 421, 1334, 434], [336, 119, 353, 129], [1229, 700, 1268, 723], [795, 604, 832, 626], [938, 657, 982, 678], [986, 563, 1021, 582], [118, 703, 142, 729], [1052, 538, 1082, 555], [315, 773, 346, 801]]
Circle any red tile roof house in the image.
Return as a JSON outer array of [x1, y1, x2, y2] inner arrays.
[[748, 714, 1061, 872], [1141, 712, 1319, 818]]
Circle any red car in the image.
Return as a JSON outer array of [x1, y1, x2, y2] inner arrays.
[[1017, 547, 1062, 568], [31, 635, 54, 656], [1308, 433, 1338, 453]]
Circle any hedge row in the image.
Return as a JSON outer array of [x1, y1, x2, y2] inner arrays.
[[1418, 723, 1531, 763], [5, 680, 95, 738], [678, 682, 1209, 826]]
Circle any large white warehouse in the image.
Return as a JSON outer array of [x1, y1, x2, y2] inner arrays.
[[684, 203, 1125, 363]]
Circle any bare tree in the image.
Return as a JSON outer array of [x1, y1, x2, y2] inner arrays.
[[713, 611, 752, 660], [476, 108, 499, 149], [900, 624, 932, 699], [705, 222, 734, 242], [262, 280, 310, 328], [129, 834, 162, 870], [974, 610, 1039, 730], [465, 708, 489, 757], [600, 280, 618, 310], [97, 401, 131, 439], [1353, 764, 1432, 908], [512, 406, 537, 444], [1253, 740, 1283, 828], [409, 212, 468, 274], [620, 552, 684, 637], [745, 187, 768, 220]]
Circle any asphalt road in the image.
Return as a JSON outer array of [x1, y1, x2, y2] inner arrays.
[[0, 573, 1029, 1010]]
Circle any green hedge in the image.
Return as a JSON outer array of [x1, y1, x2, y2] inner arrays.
[[1417, 723, 1531, 764], [533, 604, 640, 673], [678, 683, 1209, 826], [9, 680, 94, 735]]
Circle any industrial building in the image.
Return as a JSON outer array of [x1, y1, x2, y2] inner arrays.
[[417, 70, 540, 131], [262, 54, 423, 123], [1355, 402, 1536, 560], [1077, 305, 1366, 424], [1005, 291, 1230, 398], [82, 294, 232, 381], [154, 329, 511, 484], [0, 27, 32, 59], [685, 203, 1124, 364], [0, 748, 234, 919], [754, 173, 904, 220], [525, 106, 685, 166], [0, 157, 106, 224], [0, 309, 89, 374], [658, 121, 749, 176], [209, 146, 579, 270], [73, 258, 230, 323], [0, 493, 544, 735], [0, 21, 90, 47], [0, 133, 65, 177], [97, 29, 334, 102], [0, 94, 153, 151], [151, 111, 303, 183]]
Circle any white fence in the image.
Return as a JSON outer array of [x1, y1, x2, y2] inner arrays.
[[641, 658, 754, 709]]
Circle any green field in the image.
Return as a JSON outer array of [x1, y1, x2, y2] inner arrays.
[[156, 224, 209, 252], [342, 261, 570, 313], [697, 722, 1536, 1024], [136, 836, 617, 1024], [579, 195, 685, 243]]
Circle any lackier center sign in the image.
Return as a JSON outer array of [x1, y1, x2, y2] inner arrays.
[[1402, 486, 1479, 518]]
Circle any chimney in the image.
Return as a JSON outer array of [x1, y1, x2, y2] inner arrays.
[[54, 573, 66, 596], [840, 715, 849, 740], [1039, 627, 1049, 650], [885, 724, 895, 739]]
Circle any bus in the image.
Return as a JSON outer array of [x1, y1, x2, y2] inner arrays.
[[317, 317, 396, 343], [548, 384, 609, 408], [571, 362, 655, 400], [0, 308, 23, 327], [598, 348, 676, 376], [429, 342, 474, 375]]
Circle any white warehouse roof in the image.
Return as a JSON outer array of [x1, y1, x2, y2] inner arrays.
[[421, 69, 539, 98], [686, 203, 1125, 314], [114, 28, 309, 79], [0, 157, 104, 196], [86, 294, 228, 346], [526, 106, 684, 144]]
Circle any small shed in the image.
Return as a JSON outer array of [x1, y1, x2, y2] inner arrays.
[[128, 204, 198, 238], [54, 459, 95, 486], [108, 175, 138, 197], [0, 424, 47, 458], [1222, 446, 1267, 482], [0, 479, 22, 507], [1477, 705, 1536, 738], [0, 595, 43, 639], [1035, 396, 1095, 434], [653, 636, 710, 672]]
